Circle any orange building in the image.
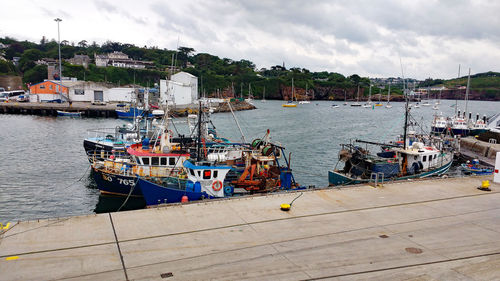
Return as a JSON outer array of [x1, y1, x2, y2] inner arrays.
[[29, 80, 68, 95]]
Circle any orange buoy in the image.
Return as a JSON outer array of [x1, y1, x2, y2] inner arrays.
[[181, 195, 188, 203]]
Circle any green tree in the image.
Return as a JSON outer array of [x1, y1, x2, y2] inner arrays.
[[23, 65, 47, 84]]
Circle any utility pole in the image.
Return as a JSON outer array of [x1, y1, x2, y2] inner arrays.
[[54, 18, 64, 102]]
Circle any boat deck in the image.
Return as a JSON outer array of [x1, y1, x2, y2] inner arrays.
[[1, 175, 499, 280]]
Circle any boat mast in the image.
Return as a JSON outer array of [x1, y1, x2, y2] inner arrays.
[[465, 68, 471, 120], [197, 101, 202, 161], [369, 84, 372, 102], [291, 77, 294, 101], [455, 64, 460, 116], [387, 84, 391, 103]]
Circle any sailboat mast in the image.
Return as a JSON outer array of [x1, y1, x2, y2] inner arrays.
[[465, 68, 471, 120], [387, 84, 391, 102], [369, 84, 372, 102], [292, 78, 294, 101]]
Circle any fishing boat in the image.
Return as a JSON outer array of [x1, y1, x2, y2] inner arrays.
[[431, 113, 448, 134], [450, 111, 469, 136], [137, 160, 233, 206], [351, 86, 362, 107], [57, 110, 82, 117], [460, 159, 493, 175], [282, 78, 297, 107], [329, 99, 455, 186], [332, 104, 339, 108], [469, 114, 489, 135]]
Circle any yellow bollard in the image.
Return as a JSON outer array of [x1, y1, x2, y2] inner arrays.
[[478, 180, 491, 191]]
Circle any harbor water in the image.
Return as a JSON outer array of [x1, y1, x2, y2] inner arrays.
[[0, 100, 498, 222]]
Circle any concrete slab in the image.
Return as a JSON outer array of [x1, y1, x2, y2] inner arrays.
[[0, 244, 124, 281], [0, 175, 499, 280], [0, 213, 115, 257]]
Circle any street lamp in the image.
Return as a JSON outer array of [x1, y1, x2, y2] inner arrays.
[[54, 18, 63, 102]]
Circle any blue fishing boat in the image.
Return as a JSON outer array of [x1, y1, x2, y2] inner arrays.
[[115, 107, 145, 119], [57, 110, 82, 117], [460, 160, 493, 175], [137, 160, 233, 206]]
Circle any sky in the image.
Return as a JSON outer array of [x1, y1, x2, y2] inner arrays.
[[1, 0, 500, 80]]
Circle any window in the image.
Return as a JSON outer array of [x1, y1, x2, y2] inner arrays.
[[423, 156, 427, 162], [213, 170, 218, 178], [434, 154, 437, 159], [49, 85, 53, 90], [197, 171, 201, 177], [169, 157, 176, 166], [151, 157, 159, 166], [160, 157, 167, 166], [74, 89, 84, 95], [142, 157, 150, 165], [40, 85, 46, 89], [203, 170, 211, 179], [189, 169, 195, 176]]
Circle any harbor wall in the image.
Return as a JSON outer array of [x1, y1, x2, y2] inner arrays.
[[460, 137, 500, 159]]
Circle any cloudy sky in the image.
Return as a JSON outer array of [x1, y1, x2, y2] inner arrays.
[[2, 0, 499, 79]]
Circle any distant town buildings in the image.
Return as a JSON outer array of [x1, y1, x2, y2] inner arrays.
[[94, 51, 153, 69]]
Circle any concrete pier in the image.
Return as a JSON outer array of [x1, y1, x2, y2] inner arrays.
[[0, 175, 499, 280], [0, 100, 255, 118], [460, 137, 500, 166]]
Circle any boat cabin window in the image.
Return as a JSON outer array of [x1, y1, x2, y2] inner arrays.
[[197, 171, 201, 177], [423, 156, 427, 162], [203, 170, 211, 179], [142, 157, 150, 165], [414, 156, 418, 160], [213, 170, 218, 178], [169, 157, 176, 166], [151, 157, 159, 166], [160, 157, 167, 166], [189, 169, 195, 176]]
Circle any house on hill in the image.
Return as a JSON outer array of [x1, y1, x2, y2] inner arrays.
[[94, 51, 153, 69]]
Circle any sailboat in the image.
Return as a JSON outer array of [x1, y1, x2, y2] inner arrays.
[[421, 87, 431, 106], [363, 85, 372, 108], [385, 84, 392, 108], [433, 89, 440, 110], [351, 86, 362, 107], [299, 84, 311, 104], [282, 78, 297, 107], [261, 86, 266, 103], [245, 83, 254, 104]]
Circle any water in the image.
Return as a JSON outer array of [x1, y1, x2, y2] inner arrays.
[[0, 100, 498, 222]]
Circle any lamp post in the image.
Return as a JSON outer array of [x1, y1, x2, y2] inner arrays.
[[54, 18, 63, 102]]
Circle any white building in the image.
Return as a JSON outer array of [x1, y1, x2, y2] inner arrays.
[[64, 81, 135, 103], [160, 72, 198, 106]]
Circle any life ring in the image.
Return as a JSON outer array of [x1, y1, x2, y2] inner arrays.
[[212, 180, 223, 191]]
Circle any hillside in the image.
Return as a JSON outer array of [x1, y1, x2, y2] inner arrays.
[[0, 37, 499, 101]]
